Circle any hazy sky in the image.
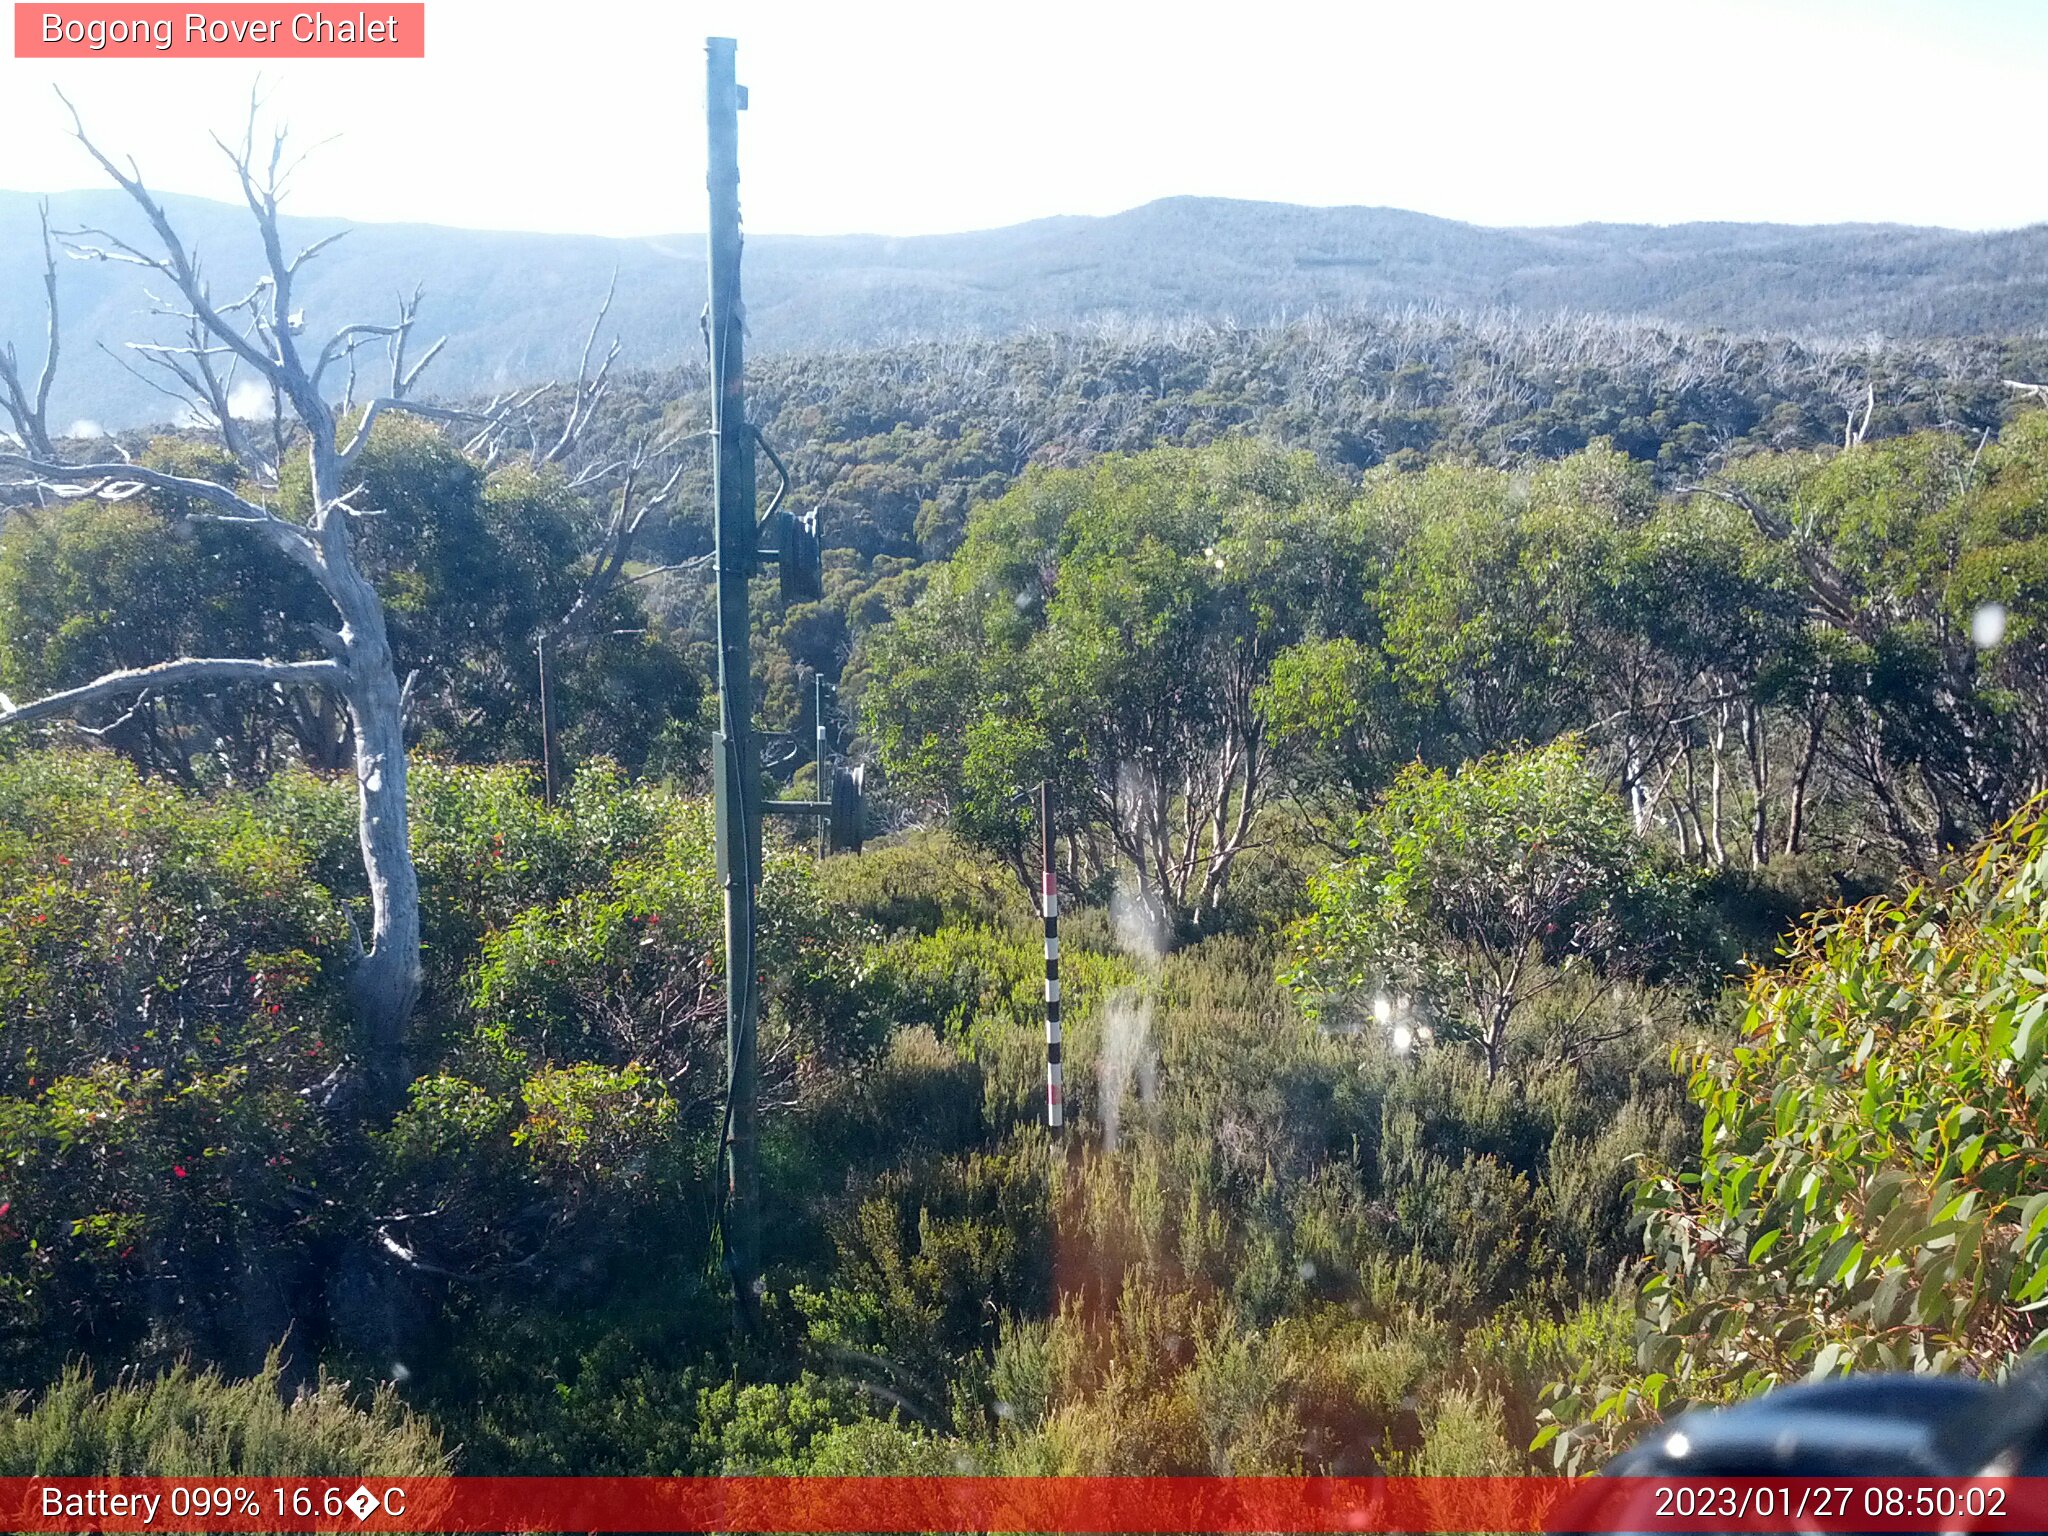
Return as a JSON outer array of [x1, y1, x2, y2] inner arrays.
[[3, 0, 2044, 237]]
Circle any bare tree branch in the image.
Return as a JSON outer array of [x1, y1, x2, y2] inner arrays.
[[0, 199, 59, 457], [69, 687, 156, 740], [398, 333, 445, 396], [549, 449, 692, 639], [287, 227, 349, 276], [622, 554, 714, 586], [126, 312, 274, 478], [313, 319, 408, 390], [19, 92, 434, 1106], [0, 450, 325, 572], [55, 89, 289, 396], [0, 656, 341, 729], [338, 395, 511, 468], [540, 270, 621, 465]]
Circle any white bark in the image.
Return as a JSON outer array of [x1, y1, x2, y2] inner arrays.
[[0, 656, 341, 727], [0, 95, 479, 1115], [0, 200, 58, 459]]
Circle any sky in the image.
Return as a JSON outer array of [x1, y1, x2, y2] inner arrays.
[[2, 0, 2045, 238]]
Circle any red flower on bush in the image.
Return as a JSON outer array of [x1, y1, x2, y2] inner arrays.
[[172, 1165, 188, 1179]]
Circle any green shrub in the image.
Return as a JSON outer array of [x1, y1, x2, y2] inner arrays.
[[467, 793, 882, 1103], [690, 1373, 865, 1473], [798, 1146, 1052, 1416], [816, 831, 1023, 935], [0, 1353, 448, 1475], [801, 1415, 965, 1474], [259, 758, 673, 1001], [1285, 740, 1710, 1079], [1410, 1383, 1518, 1475], [0, 752, 351, 1373], [1543, 806, 2048, 1470]]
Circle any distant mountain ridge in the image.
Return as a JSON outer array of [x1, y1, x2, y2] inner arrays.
[[3, 189, 2045, 430]]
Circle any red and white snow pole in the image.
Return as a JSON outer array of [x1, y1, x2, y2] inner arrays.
[[1039, 780, 1063, 1136]]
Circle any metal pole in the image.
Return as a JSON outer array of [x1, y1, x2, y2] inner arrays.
[[536, 635, 557, 807], [1040, 781, 1064, 1136], [815, 672, 828, 860], [706, 34, 762, 1316]]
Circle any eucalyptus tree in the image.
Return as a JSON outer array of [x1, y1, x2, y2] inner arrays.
[[1285, 740, 1702, 1080], [0, 101, 508, 1113], [863, 441, 1350, 932], [1698, 423, 2048, 866]]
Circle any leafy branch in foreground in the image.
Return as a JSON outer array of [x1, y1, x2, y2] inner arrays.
[[1540, 800, 2048, 1471]]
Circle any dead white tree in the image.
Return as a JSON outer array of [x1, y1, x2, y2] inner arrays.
[[0, 96, 498, 1115], [0, 199, 58, 459], [1844, 379, 1876, 449]]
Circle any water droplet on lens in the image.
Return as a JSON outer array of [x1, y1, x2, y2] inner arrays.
[[1973, 602, 2007, 649]]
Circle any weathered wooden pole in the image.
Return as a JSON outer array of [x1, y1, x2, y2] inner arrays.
[[706, 33, 763, 1318]]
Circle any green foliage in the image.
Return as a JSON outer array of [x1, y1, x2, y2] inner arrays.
[[816, 831, 1025, 937], [1411, 1384, 1519, 1475], [256, 758, 679, 1005], [12, 316, 2048, 1486], [0, 748, 886, 1396], [294, 416, 705, 777], [0, 1352, 448, 1475], [0, 441, 322, 781], [799, 1144, 1051, 1417], [853, 418, 2048, 910], [863, 441, 1355, 929], [1260, 636, 1406, 805], [1545, 805, 2048, 1469], [467, 791, 882, 1097], [1286, 740, 1708, 1076], [0, 417, 703, 785], [0, 738, 1701, 1476], [0, 751, 351, 1372], [687, 1373, 867, 1472], [365, 776, 884, 1285], [1773, 428, 2048, 859]]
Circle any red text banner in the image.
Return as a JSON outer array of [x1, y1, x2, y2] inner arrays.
[[14, 5, 424, 57], [7, 1476, 2048, 1533]]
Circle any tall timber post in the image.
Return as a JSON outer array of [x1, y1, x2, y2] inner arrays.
[[705, 34, 763, 1320]]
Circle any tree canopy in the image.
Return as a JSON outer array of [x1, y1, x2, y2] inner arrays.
[[1284, 741, 1705, 1078]]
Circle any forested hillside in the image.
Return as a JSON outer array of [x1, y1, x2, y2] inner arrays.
[[538, 309, 2048, 802], [7, 185, 2048, 429], [5, 141, 2048, 1484]]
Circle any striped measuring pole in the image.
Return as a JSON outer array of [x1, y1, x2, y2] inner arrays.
[[1039, 780, 1064, 1135]]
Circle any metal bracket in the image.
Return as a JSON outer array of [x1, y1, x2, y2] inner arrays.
[[761, 765, 864, 854]]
